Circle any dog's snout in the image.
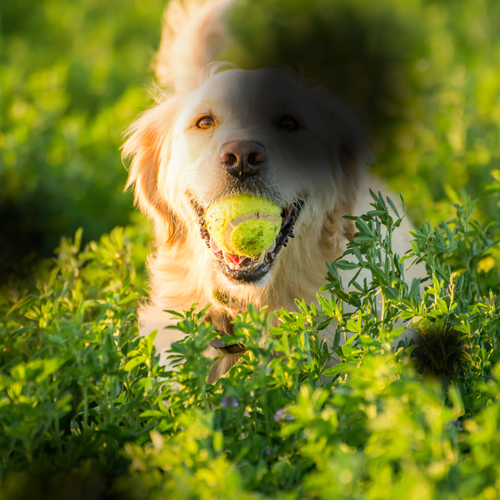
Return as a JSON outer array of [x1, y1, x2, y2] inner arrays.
[[218, 141, 266, 180]]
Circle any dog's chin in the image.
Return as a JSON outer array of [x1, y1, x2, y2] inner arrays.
[[194, 200, 304, 285], [217, 253, 273, 283]]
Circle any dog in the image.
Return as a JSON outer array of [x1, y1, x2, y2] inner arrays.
[[123, 0, 421, 382]]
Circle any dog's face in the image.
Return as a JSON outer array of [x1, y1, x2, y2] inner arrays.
[[125, 67, 369, 296]]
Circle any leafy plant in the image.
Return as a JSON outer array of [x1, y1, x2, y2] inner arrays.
[[1, 193, 500, 498], [2, 0, 500, 497]]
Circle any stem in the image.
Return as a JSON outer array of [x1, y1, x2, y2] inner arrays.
[[83, 382, 88, 427], [387, 223, 394, 275], [381, 291, 386, 334], [55, 416, 62, 454]]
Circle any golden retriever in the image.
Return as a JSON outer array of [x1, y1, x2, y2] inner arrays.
[[123, 0, 421, 381]]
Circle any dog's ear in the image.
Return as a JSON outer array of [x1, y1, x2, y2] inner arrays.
[[328, 99, 373, 206], [313, 94, 373, 244], [123, 97, 185, 245], [336, 104, 373, 242], [327, 96, 374, 239]]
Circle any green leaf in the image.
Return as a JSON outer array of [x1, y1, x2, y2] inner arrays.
[[398, 253, 414, 264], [335, 260, 358, 270], [123, 357, 147, 371], [386, 197, 400, 218], [164, 309, 185, 318], [139, 410, 166, 418], [36, 356, 69, 383], [346, 321, 360, 333], [323, 362, 352, 377], [436, 299, 448, 313], [119, 292, 140, 305], [7, 295, 35, 316], [317, 319, 333, 331]]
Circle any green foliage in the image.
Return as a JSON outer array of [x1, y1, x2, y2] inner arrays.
[[2, 196, 500, 498], [0, 0, 164, 270], [0, 226, 152, 469]]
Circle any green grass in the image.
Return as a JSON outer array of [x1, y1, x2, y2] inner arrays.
[[1, 0, 500, 498]]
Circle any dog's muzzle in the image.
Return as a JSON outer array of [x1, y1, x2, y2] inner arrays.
[[194, 199, 304, 282]]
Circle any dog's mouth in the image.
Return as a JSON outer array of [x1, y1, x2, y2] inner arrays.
[[194, 200, 303, 282]]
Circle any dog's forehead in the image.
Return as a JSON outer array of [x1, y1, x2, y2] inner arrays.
[[191, 68, 308, 114]]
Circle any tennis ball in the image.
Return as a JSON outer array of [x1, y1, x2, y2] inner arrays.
[[205, 195, 282, 257]]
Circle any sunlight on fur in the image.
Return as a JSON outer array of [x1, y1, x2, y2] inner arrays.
[[122, 0, 422, 382]]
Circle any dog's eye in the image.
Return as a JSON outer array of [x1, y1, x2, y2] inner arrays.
[[279, 116, 299, 131], [197, 116, 214, 129]]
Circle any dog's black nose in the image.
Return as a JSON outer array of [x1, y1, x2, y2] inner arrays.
[[218, 141, 266, 180]]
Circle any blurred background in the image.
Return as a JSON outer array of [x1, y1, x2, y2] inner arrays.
[[1, 0, 499, 278]]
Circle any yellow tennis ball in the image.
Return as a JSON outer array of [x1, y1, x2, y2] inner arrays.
[[205, 195, 282, 257]]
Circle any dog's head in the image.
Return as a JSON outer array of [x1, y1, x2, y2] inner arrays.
[[123, 67, 371, 301]]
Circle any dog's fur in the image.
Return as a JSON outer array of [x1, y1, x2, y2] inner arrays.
[[123, 0, 421, 381]]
